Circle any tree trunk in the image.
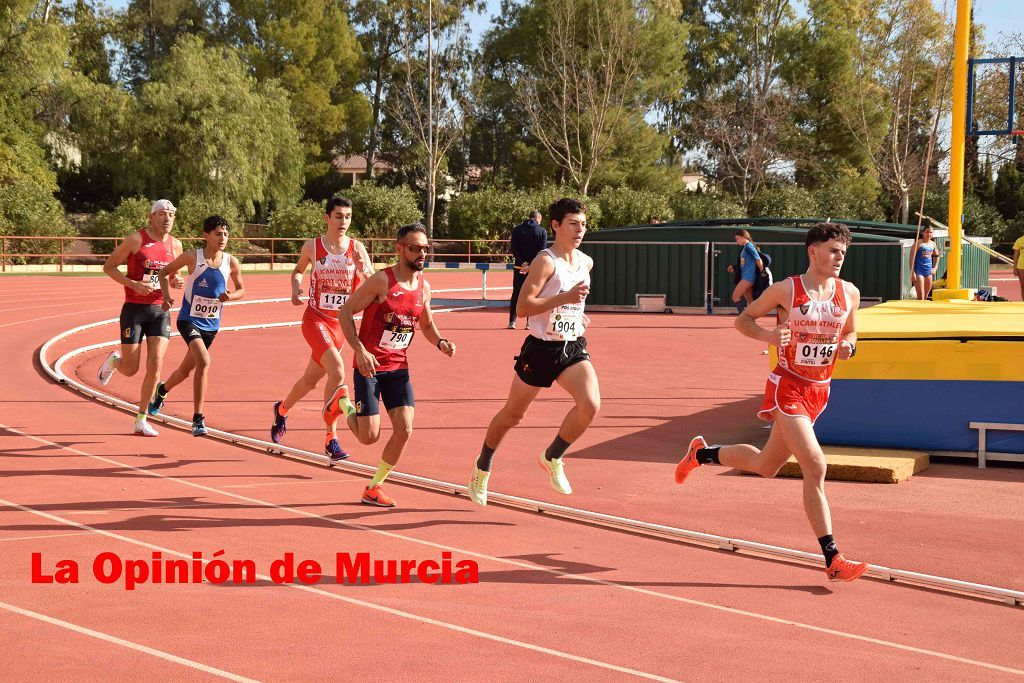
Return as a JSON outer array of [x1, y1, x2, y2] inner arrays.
[[899, 188, 910, 225], [425, 173, 435, 240]]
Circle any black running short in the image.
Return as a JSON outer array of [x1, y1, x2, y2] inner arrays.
[[119, 302, 170, 344], [514, 335, 590, 388], [176, 319, 218, 349], [354, 368, 415, 416]]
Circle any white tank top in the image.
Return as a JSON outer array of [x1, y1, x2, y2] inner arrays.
[[528, 248, 591, 341]]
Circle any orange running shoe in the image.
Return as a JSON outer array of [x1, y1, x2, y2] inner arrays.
[[674, 435, 708, 484], [323, 385, 354, 424], [826, 554, 869, 582], [361, 484, 396, 507]]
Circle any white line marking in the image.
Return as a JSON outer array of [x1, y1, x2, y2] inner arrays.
[[0, 493, 678, 682], [0, 531, 93, 543], [0, 599, 259, 682], [2, 425, 1022, 676]]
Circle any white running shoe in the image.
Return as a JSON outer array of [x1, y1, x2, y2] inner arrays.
[[134, 420, 158, 437], [468, 466, 490, 507], [98, 350, 120, 385], [538, 452, 572, 495]]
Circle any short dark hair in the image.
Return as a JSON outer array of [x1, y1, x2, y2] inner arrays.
[[805, 221, 851, 248], [202, 215, 230, 233], [529, 210, 541, 220], [396, 222, 427, 241], [549, 197, 586, 223], [325, 196, 353, 215]]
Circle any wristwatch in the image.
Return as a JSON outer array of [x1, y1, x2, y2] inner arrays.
[[848, 343, 857, 358]]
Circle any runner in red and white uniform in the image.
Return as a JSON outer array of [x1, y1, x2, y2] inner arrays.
[[269, 196, 373, 464], [327, 222, 456, 508], [97, 199, 184, 437], [674, 222, 871, 583]]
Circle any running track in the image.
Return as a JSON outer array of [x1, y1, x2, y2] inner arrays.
[[1, 272, 1022, 681]]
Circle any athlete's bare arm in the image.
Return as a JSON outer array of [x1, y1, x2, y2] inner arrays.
[[158, 250, 197, 310], [910, 240, 920, 282], [735, 278, 793, 348], [516, 251, 588, 318], [338, 270, 388, 377], [354, 240, 375, 281], [168, 237, 185, 288], [836, 281, 860, 360], [221, 255, 246, 302], [418, 281, 455, 357], [104, 231, 152, 295], [290, 239, 315, 305]]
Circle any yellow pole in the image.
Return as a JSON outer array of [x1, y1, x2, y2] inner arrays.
[[943, 0, 971, 298]]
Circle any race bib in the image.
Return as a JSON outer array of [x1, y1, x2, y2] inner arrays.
[[380, 322, 414, 350], [190, 295, 221, 319], [146, 271, 160, 288], [546, 302, 584, 341], [318, 292, 349, 310], [795, 342, 836, 367]]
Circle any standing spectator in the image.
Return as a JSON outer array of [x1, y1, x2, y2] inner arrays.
[[910, 226, 942, 300], [508, 210, 547, 329], [1014, 231, 1024, 300], [649, 216, 661, 225]]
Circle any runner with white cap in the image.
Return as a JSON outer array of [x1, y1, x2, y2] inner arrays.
[[98, 199, 185, 436]]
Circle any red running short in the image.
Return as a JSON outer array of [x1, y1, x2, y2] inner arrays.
[[301, 308, 343, 366], [757, 370, 830, 424]]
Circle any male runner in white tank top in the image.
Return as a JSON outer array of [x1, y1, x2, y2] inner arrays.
[[674, 222, 870, 583], [468, 198, 599, 506]]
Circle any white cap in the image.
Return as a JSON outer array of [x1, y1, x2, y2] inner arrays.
[[150, 199, 176, 214]]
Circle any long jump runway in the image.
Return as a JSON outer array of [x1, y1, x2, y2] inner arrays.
[[2, 273, 1023, 680]]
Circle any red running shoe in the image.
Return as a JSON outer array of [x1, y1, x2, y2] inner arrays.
[[674, 435, 708, 484], [826, 554, 869, 582]]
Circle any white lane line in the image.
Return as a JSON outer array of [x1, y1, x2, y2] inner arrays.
[[3, 425, 1022, 677], [0, 494, 678, 683], [0, 307, 115, 329], [0, 531, 93, 543], [0, 599, 259, 682]]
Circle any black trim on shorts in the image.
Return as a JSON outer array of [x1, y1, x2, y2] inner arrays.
[[176, 319, 218, 349], [514, 335, 590, 388], [119, 302, 170, 344], [353, 368, 415, 416]]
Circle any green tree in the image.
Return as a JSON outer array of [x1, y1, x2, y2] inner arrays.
[[226, 0, 369, 175], [130, 36, 304, 216], [993, 164, 1024, 221], [669, 192, 746, 221]]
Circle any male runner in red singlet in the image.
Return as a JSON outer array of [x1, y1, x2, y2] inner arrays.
[[98, 199, 184, 437], [675, 222, 870, 583], [326, 222, 456, 507], [269, 196, 374, 464]]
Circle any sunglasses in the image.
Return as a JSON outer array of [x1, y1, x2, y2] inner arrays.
[[399, 243, 431, 254]]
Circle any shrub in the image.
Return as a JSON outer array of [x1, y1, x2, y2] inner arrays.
[[0, 181, 74, 264], [266, 200, 324, 259], [345, 183, 422, 240], [748, 185, 819, 218], [87, 197, 150, 255], [595, 185, 672, 228], [669, 191, 746, 221]]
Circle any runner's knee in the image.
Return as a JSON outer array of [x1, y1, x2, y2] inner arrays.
[[576, 395, 600, 422]]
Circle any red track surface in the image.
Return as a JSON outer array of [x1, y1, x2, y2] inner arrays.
[[2, 272, 1023, 681]]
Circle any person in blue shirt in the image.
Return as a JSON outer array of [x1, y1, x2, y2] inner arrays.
[[910, 226, 942, 300], [728, 229, 763, 313], [151, 216, 246, 435], [508, 210, 548, 329]]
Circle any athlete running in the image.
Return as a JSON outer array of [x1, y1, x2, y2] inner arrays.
[[269, 196, 373, 464], [468, 198, 598, 506], [674, 221, 870, 583], [149, 215, 245, 435], [98, 199, 184, 436], [325, 222, 456, 507]]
